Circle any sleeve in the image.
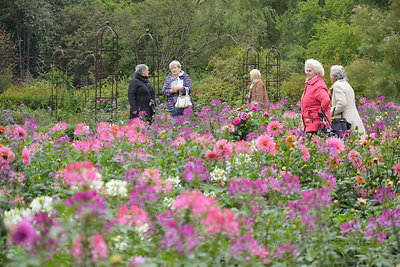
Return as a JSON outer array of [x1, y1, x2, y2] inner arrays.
[[315, 86, 331, 111], [331, 85, 347, 115], [182, 73, 192, 95], [162, 75, 172, 96], [128, 81, 137, 111]]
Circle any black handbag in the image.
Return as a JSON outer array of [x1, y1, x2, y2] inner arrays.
[[331, 108, 351, 136]]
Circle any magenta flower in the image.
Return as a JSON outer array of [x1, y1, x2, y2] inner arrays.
[[239, 112, 249, 121], [182, 158, 209, 182], [232, 117, 241, 126], [11, 218, 38, 248]]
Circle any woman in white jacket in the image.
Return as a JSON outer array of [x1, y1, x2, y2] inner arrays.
[[330, 65, 366, 138]]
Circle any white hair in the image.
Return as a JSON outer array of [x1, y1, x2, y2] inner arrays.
[[135, 64, 148, 74], [330, 65, 347, 81], [250, 69, 261, 80], [169, 60, 181, 69], [305, 59, 325, 77]]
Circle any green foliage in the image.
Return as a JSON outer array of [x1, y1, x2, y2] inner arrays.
[[347, 1, 400, 97], [194, 47, 245, 105], [307, 20, 361, 67], [280, 73, 305, 105], [55, 4, 109, 86]]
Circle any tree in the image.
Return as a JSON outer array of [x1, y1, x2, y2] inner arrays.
[[55, 4, 109, 85], [0, 0, 56, 76], [347, 0, 400, 97]]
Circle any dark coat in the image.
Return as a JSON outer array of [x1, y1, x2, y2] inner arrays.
[[128, 73, 155, 121]]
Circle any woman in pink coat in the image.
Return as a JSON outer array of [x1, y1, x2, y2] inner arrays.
[[301, 59, 331, 134]]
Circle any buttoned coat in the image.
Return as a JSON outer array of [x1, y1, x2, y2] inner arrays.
[[330, 79, 365, 135], [128, 73, 155, 121], [301, 76, 331, 132], [249, 79, 269, 107]]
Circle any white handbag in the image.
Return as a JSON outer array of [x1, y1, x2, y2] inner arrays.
[[175, 88, 192, 108]]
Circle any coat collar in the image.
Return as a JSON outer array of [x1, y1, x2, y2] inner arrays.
[[305, 75, 322, 85]]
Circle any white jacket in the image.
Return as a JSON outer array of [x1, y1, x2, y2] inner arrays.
[[331, 80, 366, 136]]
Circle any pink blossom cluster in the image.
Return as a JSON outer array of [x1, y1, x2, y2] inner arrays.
[[231, 234, 271, 264], [4, 125, 27, 141], [114, 204, 150, 228], [72, 234, 107, 263], [63, 161, 101, 187], [173, 190, 239, 236]]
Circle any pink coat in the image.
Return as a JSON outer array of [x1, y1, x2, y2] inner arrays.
[[301, 76, 331, 132]]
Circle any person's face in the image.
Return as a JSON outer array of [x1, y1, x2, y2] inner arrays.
[[142, 69, 149, 77], [170, 65, 181, 77], [305, 65, 317, 79]]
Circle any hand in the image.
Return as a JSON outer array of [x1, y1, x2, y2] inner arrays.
[[132, 111, 137, 114], [149, 102, 152, 106], [171, 86, 183, 93]]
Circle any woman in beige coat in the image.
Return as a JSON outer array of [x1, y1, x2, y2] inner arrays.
[[330, 65, 365, 138], [247, 69, 269, 107]]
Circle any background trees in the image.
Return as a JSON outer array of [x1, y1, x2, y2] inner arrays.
[[0, 0, 398, 99]]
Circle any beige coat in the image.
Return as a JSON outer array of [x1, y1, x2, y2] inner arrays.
[[331, 80, 365, 136], [249, 79, 269, 107]]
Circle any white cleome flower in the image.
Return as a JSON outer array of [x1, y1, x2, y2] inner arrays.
[[165, 176, 181, 187], [4, 207, 32, 227], [204, 191, 216, 198], [136, 223, 150, 241], [30, 196, 54, 215], [105, 180, 128, 197], [375, 115, 383, 122], [163, 196, 175, 209], [111, 235, 129, 251], [233, 153, 252, 167], [210, 167, 227, 182]]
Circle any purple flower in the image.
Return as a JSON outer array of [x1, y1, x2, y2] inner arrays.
[[12, 218, 38, 248], [274, 243, 299, 259], [182, 158, 209, 182], [128, 183, 158, 207], [374, 187, 395, 203], [160, 224, 202, 253]]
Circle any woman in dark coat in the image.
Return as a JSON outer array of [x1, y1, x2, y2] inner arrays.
[[128, 64, 156, 123]]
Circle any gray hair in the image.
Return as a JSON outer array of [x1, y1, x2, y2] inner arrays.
[[250, 69, 261, 80], [169, 60, 181, 69], [135, 64, 148, 75], [330, 65, 347, 81], [305, 59, 325, 77]]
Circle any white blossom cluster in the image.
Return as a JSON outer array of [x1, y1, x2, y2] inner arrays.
[[136, 223, 150, 241], [111, 235, 129, 251], [165, 175, 181, 188], [232, 153, 252, 168], [210, 167, 227, 182], [163, 196, 175, 209], [4, 208, 32, 227], [105, 179, 128, 197], [203, 191, 217, 198], [30, 196, 54, 215]]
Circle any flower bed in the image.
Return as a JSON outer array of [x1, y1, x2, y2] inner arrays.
[[0, 96, 400, 266]]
